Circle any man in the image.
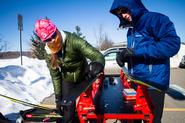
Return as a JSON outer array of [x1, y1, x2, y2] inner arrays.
[[110, 0, 180, 122], [34, 19, 105, 123]]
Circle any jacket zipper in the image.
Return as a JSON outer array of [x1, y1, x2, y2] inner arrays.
[[131, 29, 152, 73], [74, 73, 76, 82]]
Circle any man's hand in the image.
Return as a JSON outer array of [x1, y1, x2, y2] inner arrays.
[[116, 48, 135, 67], [85, 61, 104, 78]]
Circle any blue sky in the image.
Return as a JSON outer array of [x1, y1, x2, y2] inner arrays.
[[0, 0, 185, 51]]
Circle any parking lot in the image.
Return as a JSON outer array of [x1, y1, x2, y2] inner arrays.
[[162, 68, 185, 123]]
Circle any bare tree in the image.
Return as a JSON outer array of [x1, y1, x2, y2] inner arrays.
[[0, 34, 8, 52], [94, 25, 103, 50], [100, 34, 113, 51], [94, 25, 113, 50], [0, 40, 2, 52]]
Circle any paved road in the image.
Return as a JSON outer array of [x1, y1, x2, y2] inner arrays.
[[162, 68, 185, 123], [42, 68, 185, 123]]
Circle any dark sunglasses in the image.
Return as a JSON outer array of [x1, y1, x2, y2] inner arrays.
[[44, 31, 57, 42]]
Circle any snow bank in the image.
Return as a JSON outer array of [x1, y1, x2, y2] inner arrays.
[[170, 44, 185, 68], [0, 56, 54, 120]]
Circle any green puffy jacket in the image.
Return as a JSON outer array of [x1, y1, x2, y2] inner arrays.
[[45, 31, 105, 95]]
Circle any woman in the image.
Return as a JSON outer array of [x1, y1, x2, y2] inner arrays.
[[34, 19, 105, 123]]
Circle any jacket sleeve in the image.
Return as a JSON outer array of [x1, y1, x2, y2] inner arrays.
[[45, 53, 62, 96], [135, 15, 181, 59], [74, 38, 105, 66]]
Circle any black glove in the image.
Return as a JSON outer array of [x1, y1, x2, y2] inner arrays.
[[55, 94, 63, 115], [116, 48, 135, 67], [85, 61, 104, 78]]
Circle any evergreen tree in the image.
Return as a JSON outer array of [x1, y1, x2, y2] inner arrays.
[[30, 32, 45, 59], [73, 26, 86, 39]]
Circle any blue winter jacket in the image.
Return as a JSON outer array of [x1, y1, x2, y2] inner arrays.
[[110, 0, 180, 90]]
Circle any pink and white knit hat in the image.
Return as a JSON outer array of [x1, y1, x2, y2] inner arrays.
[[34, 19, 57, 42]]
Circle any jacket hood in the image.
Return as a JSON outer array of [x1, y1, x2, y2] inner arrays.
[[110, 0, 148, 27]]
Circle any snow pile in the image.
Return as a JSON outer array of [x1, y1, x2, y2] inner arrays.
[[0, 56, 54, 120], [170, 44, 185, 68]]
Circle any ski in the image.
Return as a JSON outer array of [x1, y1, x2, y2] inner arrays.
[[0, 94, 54, 110], [25, 113, 62, 118], [0, 74, 101, 109], [122, 67, 162, 92], [18, 108, 63, 122]]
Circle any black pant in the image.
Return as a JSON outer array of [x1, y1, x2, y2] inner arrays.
[[133, 89, 165, 123], [148, 89, 165, 123], [62, 80, 77, 123]]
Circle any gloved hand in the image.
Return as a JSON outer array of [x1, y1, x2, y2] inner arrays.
[[116, 48, 135, 67], [85, 61, 104, 78], [55, 94, 63, 115]]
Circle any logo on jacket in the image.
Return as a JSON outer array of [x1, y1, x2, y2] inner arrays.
[[135, 34, 142, 38]]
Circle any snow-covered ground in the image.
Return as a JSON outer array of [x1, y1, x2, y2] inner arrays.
[[0, 56, 54, 121]]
